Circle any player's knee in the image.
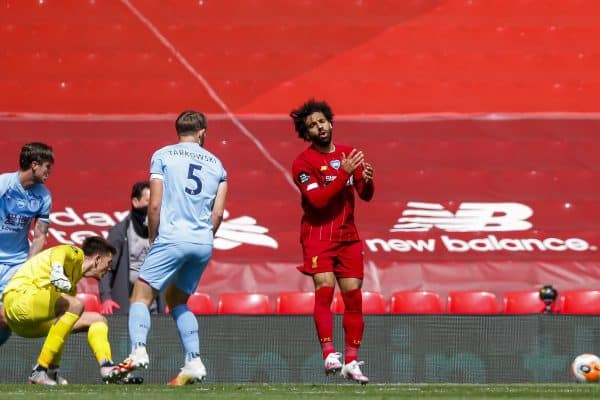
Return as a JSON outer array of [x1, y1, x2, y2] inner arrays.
[[56, 295, 84, 316], [313, 272, 336, 288], [165, 286, 187, 307], [341, 288, 362, 313], [131, 279, 156, 303], [69, 298, 85, 316]]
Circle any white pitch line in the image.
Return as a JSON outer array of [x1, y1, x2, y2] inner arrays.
[[119, 0, 296, 190]]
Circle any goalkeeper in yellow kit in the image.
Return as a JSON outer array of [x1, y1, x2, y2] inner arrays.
[[2, 236, 131, 385]]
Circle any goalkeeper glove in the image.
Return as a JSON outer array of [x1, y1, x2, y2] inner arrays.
[[50, 263, 72, 292]]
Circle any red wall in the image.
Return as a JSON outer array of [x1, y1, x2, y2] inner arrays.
[[1, 0, 599, 115], [1, 1, 599, 301]]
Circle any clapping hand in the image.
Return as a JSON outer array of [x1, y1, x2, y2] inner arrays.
[[341, 149, 364, 174]]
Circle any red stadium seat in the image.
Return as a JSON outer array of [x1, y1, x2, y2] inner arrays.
[[275, 291, 315, 315], [447, 291, 500, 314], [559, 290, 600, 314], [187, 292, 214, 315], [331, 291, 387, 314], [217, 293, 272, 314], [389, 290, 444, 314], [76, 292, 101, 313], [502, 290, 546, 314]]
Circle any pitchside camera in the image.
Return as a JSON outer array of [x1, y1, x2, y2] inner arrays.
[[539, 285, 558, 314]]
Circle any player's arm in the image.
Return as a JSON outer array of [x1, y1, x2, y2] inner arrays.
[[99, 227, 122, 314], [211, 180, 228, 236], [354, 161, 374, 201], [293, 162, 349, 209], [29, 194, 51, 258], [28, 219, 49, 258], [0, 174, 10, 197], [147, 177, 163, 245], [292, 150, 363, 209]]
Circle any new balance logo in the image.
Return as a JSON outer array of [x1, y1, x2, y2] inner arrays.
[[391, 202, 533, 232], [214, 210, 278, 250]]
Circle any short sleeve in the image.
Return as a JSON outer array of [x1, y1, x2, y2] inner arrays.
[[149, 151, 164, 177]]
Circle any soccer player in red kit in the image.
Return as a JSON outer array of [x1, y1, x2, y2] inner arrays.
[[290, 99, 374, 384]]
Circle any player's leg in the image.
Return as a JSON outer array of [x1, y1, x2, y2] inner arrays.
[[336, 241, 369, 384], [46, 346, 68, 385], [0, 305, 12, 346], [337, 278, 368, 384], [3, 287, 59, 384], [121, 242, 176, 372], [165, 285, 206, 385], [119, 279, 153, 372], [166, 243, 211, 385], [300, 241, 341, 375], [31, 293, 83, 385], [313, 272, 342, 375], [128, 280, 154, 351], [0, 264, 17, 346], [338, 278, 363, 364], [71, 310, 129, 383]]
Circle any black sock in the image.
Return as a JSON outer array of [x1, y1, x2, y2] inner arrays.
[[100, 360, 115, 368]]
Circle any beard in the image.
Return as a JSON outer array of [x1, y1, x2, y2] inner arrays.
[[33, 173, 47, 184], [314, 131, 332, 147]]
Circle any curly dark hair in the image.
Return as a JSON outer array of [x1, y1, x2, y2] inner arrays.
[[289, 99, 334, 139]]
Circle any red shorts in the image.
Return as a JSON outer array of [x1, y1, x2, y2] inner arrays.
[[297, 240, 364, 279]]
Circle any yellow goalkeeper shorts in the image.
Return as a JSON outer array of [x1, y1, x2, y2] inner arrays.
[[3, 287, 60, 338]]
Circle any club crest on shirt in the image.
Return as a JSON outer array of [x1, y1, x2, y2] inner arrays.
[[329, 160, 340, 170], [298, 172, 310, 184], [28, 199, 40, 211]]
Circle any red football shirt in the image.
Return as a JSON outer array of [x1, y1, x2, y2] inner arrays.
[[292, 143, 374, 242]]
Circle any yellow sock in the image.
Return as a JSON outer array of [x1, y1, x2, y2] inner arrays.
[[38, 312, 79, 368], [88, 321, 112, 364]]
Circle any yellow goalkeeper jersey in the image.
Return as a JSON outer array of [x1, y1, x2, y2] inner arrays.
[[3, 244, 84, 296]]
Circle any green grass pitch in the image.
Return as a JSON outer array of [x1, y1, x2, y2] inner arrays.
[[0, 384, 599, 400]]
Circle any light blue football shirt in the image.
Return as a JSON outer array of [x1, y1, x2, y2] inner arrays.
[[0, 171, 52, 267], [150, 142, 227, 245]]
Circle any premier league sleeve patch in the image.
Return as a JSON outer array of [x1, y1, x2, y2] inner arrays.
[[298, 172, 310, 184]]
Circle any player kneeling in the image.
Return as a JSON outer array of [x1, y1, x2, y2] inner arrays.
[[1, 237, 130, 384]]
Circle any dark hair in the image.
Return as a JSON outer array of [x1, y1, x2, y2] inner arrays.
[[289, 99, 334, 139], [81, 236, 117, 256], [19, 142, 54, 170], [175, 110, 207, 136], [130, 181, 150, 200]]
